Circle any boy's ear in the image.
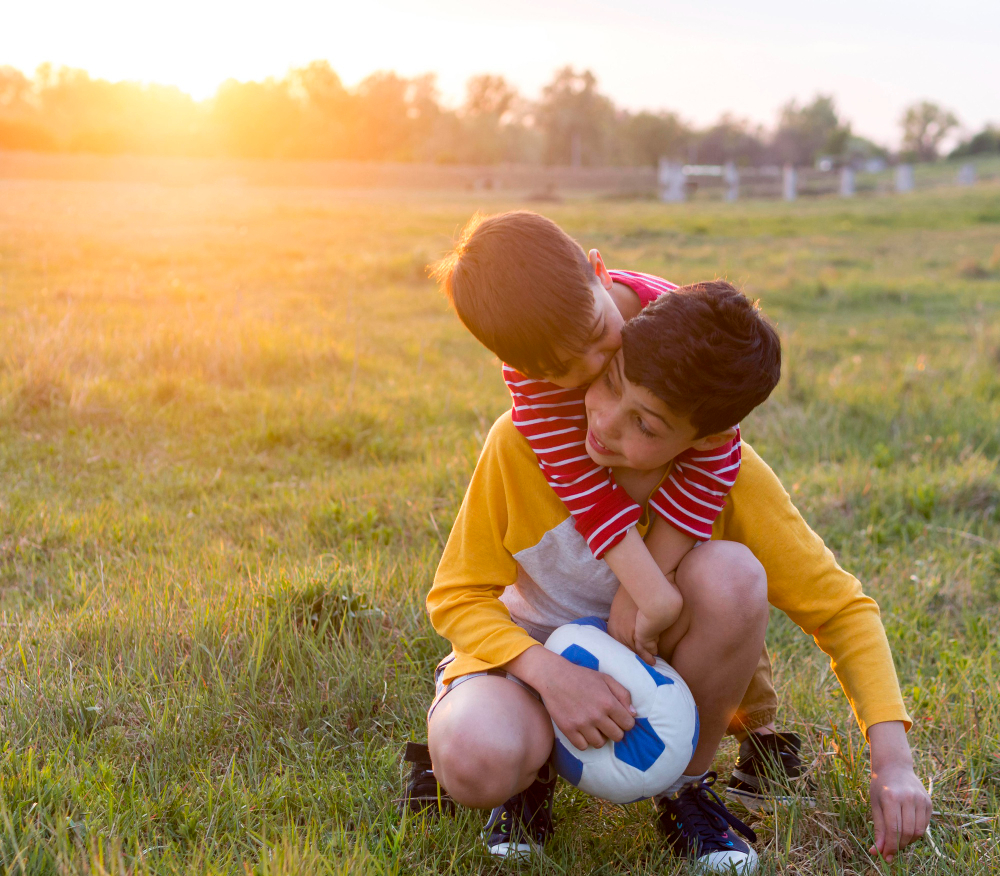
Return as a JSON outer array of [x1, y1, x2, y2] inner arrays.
[[690, 425, 738, 452], [588, 249, 613, 291]]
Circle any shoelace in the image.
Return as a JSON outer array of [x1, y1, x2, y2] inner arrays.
[[669, 772, 757, 852], [497, 781, 554, 844]]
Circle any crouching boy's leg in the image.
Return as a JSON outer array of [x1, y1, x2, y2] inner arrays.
[[428, 674, 553, 809], [658, 540, 770, 774], [653, 540, 769, 873]]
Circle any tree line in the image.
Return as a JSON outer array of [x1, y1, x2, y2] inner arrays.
[[0, 62, 994, 167]]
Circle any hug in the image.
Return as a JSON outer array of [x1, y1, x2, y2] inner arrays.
[[404, 211, 930, 873]]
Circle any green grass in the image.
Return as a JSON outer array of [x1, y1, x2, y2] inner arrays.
[[0, 174, 998, 874]]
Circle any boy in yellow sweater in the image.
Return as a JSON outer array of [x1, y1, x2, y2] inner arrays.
[[424, 278, 930, 871]]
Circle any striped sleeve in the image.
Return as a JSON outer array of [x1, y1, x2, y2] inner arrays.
[[607, 269, 678, 305], [503, 364, 642, 558], [649, 427, 742, 540]]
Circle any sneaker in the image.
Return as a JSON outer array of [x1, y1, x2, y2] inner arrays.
[[726, 731, 816, 813], [483, 763, 557, 861], [656, 772, 759, 874], [398, 741, 455, 817]]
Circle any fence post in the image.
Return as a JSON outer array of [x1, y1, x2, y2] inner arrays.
[[782, 165, 797, 201], [895, 163, 914, 193], [658, 158, 686, 203], [724, 161, 739, 201], [840, 166, 855, 197], [957, 162, 976, 186]]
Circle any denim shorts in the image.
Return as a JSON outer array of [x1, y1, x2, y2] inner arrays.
[[426, 622, 549, 723]]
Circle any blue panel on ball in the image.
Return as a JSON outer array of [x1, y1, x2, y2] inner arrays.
[[613, 717, 665, 772], [553, 737, 584, 786], [635, 655, 674, 686], [569, 616, 608, 633], [560, 644, 600, 672], [691, 706, 700, 756]]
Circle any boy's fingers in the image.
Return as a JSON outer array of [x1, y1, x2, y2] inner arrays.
[[900, 803, 917, 849], [879, 801, 901, 859], [596, 715, 626, 743], [871, 797, 886, 856], [603, 675, 634, 713]]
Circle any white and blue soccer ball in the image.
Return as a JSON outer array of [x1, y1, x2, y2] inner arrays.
[[544, 617, 699, 804]]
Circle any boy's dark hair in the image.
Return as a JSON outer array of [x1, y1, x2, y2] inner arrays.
[[621, 280, 781, 437], [432, 211, 596, 378]]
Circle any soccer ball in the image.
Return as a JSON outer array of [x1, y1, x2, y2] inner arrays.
[[543, 617, 699, 804]]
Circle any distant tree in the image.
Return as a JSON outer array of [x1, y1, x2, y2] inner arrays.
[[212, 77, 302, 158], [0, 65, 55, 150], [900, 101, 958, 162], [352, 71, 413, 160], [463, 74, 517, 120], [535, 67, 616, 166], [694, 115, 767, 166], [620, 111, 689, 167], [772, 95, 850, 166], [444, 74, 523, 164], [950, 125, 1000, 158], [288, 61, 352, 158], [0, 66, 32, 110]]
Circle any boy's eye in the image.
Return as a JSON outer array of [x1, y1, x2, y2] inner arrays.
[[603, 370, 619, 395], [636, 416, 654, 437]]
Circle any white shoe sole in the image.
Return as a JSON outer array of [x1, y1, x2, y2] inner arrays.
[[486, 839, 544, 862], [697, 846, 759, 874]]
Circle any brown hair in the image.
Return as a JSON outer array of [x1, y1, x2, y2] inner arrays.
[[432, 211, 596, 377], [621, 280, 781, 436]]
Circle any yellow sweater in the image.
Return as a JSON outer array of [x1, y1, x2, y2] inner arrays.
[[427, 411, 911, 739]]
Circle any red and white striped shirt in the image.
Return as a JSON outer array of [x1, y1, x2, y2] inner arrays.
[[505, 269, 742, 558]]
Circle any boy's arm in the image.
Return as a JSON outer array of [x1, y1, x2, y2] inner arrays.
[[724, 443, 911, 737], [427, 414, 637, 747], [648, 430, 742, 545], [505, 366, 682, 647], [607, 433, 743, 653], [602, 529, 683, 658], [729, 444, 929, 861], [425, 419, 538, 669]]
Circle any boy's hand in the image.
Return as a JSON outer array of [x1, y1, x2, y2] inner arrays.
[[867, 722, 932, 863], [535, 659, 637, 751], [608, 586, 657, 665], [633, 610, 663, 665]]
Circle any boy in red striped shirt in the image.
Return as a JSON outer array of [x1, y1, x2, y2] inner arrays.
[[436, 212, 749, 659]]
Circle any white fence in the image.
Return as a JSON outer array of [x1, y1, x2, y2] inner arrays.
[[656, 158, 985, 203]]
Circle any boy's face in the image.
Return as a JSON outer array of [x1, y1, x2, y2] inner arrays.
[[584, 351, 735, 471], [541, 252, 624, 389]]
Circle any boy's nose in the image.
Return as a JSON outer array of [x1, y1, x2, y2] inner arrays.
[[601, 315, 624, 351]]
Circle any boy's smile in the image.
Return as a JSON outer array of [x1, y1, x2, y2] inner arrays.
[[585, 351, 735, 471]]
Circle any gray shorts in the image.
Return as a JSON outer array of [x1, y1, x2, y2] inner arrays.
[[426, 622, 549, 723]]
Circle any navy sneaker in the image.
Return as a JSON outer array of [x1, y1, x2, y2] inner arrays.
[[483, 763, 557, 861], [656, 772, 759, 873], [398, 742, 455, 817], [726, 731, 816, 813]]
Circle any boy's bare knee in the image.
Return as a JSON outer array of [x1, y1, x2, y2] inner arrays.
[[430, 727, 522, 808], [681, 542, 768, 628]]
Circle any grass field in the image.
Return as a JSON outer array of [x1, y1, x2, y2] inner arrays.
[[1, 173, 999, 874]]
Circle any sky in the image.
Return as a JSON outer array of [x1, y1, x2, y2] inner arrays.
[[4, 0, 999, 147]]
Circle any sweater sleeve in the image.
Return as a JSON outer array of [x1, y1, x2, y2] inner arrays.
[[503, 364, 642, 558], [722, 444, 912, 739], [425, 415, 540, 671], [649, 429, 742, 540]]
